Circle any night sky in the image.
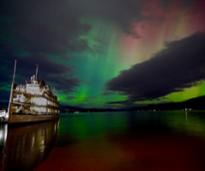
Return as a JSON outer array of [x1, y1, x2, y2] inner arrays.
[[0, 0, 205, 108]]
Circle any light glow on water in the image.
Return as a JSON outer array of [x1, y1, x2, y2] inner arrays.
[[1, 111, 205, 171]]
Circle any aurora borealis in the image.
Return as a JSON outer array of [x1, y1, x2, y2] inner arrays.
[[0, 0, 205, 108]]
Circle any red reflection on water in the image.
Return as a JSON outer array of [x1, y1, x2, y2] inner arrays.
[[35, 134, 205, 171]]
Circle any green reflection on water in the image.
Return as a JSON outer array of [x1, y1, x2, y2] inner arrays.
[[58, 111, 205, 143], [165, 111, 205, 136], [58, 112, 127, 141]]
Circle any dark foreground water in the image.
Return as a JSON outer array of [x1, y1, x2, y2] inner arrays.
[[1, 111, 205, 171]]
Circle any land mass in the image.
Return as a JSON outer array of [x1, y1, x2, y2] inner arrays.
[[60, 95, 205, 112], [1, 95, 205, 112]]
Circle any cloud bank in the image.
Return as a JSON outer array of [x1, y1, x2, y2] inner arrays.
[[107, 33, 205, 100]]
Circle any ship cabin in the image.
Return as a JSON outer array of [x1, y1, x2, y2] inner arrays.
[[12, 70, 59, 115]]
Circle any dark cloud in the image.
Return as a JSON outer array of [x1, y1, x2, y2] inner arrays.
[[0, 0, 199, 55], [0, 55, 79, 98], [69, 0, 142, 33], [1, 0, 91, 100], [0, 0, 144, 102], [18, 57, 79, 92], [160, 0, 195, 7], [107, 32, 205, 100], [0, 0, 84, 54], [0, 0, 145, 67]]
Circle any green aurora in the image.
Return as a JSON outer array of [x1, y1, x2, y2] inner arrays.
[[1, 0, 205, 108]]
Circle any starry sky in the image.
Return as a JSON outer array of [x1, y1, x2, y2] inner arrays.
[[0, 0, 205, 108]]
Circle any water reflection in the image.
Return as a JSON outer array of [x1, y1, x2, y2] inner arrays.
[[166, 110, 205, 136], [57, 112, 127, 144], [1, 111, 205, 171], [0, 121, 58, 171], [0, 125, 7, 148], [37, 111, 205, 171]]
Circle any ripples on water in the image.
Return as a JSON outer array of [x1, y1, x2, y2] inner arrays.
[[1, 111, 205, 171]]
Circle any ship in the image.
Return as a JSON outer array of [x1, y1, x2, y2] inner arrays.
[[0, 60, 60, 124]]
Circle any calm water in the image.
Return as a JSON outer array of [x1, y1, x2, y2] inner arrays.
[[1, 111, 205, 171]]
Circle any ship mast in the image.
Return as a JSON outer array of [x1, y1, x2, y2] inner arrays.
[[7, 60, 17, 119]]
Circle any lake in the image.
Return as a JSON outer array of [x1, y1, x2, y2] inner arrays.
[[1, 111, 205, 171]]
